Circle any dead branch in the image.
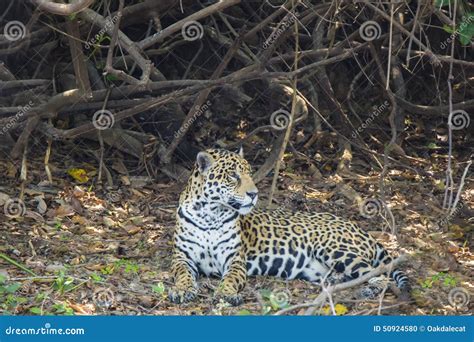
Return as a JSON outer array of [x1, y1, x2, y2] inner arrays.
[[32, 0, 94, 16], [275, 255, 408, 316], [138, 0, 242, 50]]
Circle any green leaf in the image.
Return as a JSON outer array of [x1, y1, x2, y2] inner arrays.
[[0, 275, 6, 284], [442, 24, 454, 34], [90, 273, 103, 282], [237, 309, 252, 315], [30, 307, 42, 314], [152, 282, 165, 295], [259, 289, 272, 299], [5, 283, 21, 294], [458, 15, 474, 46]]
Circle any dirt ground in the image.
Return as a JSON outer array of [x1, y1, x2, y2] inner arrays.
[[0, 144, 472, 316]]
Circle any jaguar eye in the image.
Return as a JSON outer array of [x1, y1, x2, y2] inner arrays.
[[230, 172, 240, 181]]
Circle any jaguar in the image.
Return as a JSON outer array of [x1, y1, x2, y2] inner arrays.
[[168, 148, 409, 305]]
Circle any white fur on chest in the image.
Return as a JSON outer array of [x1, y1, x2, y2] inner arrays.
[[176, 205, 241, 276]]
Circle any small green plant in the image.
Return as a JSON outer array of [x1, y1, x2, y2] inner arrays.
[[421, 272, 458, 289], [152, 282, 166, 295], [100, 259, 141, 276], [53, 271, 75, 294], [52, 303, 74, 315], [442, 274, 457, 287], [0, 275, 26, 313], [90, 273, 104, 282], [100, 264, 115, 275], [115, 259, 141, 274]]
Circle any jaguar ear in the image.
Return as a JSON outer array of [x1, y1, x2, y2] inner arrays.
[[196, 151, 213, 174], [238, 146, 244, 158]]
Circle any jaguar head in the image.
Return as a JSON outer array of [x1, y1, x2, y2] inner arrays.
[[194, 148, 258, 215]]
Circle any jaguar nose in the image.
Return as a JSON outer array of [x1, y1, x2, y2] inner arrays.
[[246, 191, 258, 200]]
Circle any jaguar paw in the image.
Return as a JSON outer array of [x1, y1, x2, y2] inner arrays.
[[224, 294, 243, 306], [168, 287, 197, 304], [213, 293, 243, 306], [360, 285, 381, 299]]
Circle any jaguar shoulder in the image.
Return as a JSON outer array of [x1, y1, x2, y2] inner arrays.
[[169, 148, 409, 306]]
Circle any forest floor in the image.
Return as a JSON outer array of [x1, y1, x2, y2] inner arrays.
[[0, 144, 472, 316]]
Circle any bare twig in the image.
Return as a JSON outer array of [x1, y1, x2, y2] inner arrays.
[[33, 0, 95, 16], [138, 0, 241, 49], [274, 256, 407, 315]]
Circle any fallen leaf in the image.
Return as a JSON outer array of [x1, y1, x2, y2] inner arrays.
[[35, 196, 47, 214], [46, 205, 75, 218], [122, 225, 141, 235], [45, 264, 66, 273], [68, 302, 95, 315], [0, 193, 9, 206], [103, 217, 116, 227], [67, 168, 89, 183]]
